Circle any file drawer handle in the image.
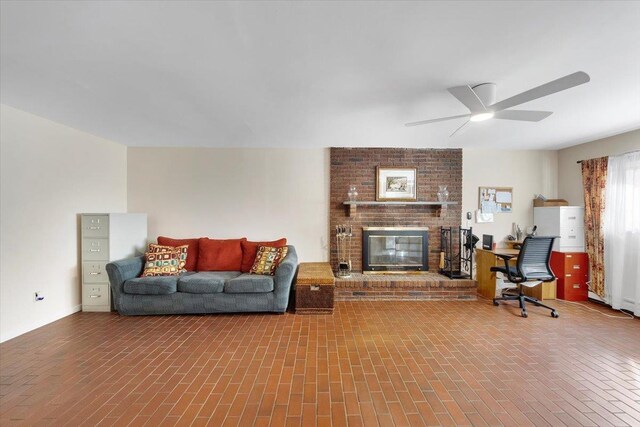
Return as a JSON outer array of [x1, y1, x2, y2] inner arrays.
[[89, 294, 102, 298], [89, 272, 101, 275], [566, 274, 572, 277], [573, 265, 580, 270], [568, 235, 576, 239], [573, 284, 580, 289], [88, 226, 101, 230], [310, 285, 320, 291], [566, 255, 572, 258], [89, 249, 101, 252], [568, 216, 576, 220]]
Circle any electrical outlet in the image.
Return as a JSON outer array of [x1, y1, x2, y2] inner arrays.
[[34, 292, 44, 302]]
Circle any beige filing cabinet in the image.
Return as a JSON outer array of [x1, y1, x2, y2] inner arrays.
[[533, 206, 585, 253], [81, 213, 147, 312]]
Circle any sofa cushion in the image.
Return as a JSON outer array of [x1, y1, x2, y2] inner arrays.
[[178, 271, 241, 294], [197, 238, 246, 271], [225, 274, 274, 293], [124, 276, 178, 295], [157, 237, 200, 271], [141, 250, 182, 277], [241, 238, 287, 272], [250, 246, 289, 276], [148, 243, 189, 272]]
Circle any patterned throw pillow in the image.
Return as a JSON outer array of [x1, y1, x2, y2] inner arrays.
[[250, 246, 289, 276], [240, 238, 287, 272], [142, 250, 182, 276], [148, 244, 188, 273], [157, 237, 199, 271]]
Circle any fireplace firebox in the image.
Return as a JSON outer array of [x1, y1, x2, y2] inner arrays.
[[362, 227, 429, 273]]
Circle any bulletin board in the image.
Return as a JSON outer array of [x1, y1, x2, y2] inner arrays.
[[478, 186, 513, 213]]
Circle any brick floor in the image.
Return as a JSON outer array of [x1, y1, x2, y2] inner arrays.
[[1, 299, 639, 426]]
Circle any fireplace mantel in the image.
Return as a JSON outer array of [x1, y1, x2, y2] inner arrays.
[[343, 200, 457, 218]]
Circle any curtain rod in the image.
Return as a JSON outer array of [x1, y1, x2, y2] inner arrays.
[[576, 149, 640, 164], [577, 156, 605, 164]]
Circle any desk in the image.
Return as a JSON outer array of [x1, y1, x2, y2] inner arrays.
[[504, 240, 524, 250], [476, 248, 556, 300]]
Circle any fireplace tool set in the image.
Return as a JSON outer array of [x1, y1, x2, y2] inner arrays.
[[335, 224, 353, 277], [440, 226, 476, 279]]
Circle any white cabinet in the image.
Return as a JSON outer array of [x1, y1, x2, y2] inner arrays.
[[80, 213, 147, 312], [533, 207, 585, 252]]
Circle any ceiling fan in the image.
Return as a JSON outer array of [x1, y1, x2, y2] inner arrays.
[[405, 71, 590, 136]]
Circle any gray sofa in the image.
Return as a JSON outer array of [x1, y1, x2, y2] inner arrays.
[[106, 245, 297, 315]]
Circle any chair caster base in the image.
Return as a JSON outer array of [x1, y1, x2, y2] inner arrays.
[[551, 310, 559, 318], [493, 299, 499, 306], [521, 310, 528, 318]]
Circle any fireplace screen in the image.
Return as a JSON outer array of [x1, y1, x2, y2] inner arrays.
[[363, 227, 429, 273]]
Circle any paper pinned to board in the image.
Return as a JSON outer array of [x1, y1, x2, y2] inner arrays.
[[495, 191, 512, 203], [481, 200, 498, 214], [476, 209, 494, 223]]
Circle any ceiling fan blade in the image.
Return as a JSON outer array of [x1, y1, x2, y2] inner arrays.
[[405, 113, 471, 127], [489, 71, 590, 112], [493, 110, 553, 122], [447, 85, 486, 112], [449, 120, 469, 137]]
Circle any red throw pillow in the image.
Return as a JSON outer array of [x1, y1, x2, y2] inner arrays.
[[157, 237, 199, 271], [241, 238, 287, 272], [197, 238, 246, 271]]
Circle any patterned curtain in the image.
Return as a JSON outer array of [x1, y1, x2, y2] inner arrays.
[[581, 157, 608, 298]]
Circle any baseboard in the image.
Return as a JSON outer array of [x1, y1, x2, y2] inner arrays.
[[588, 291, 605, 302], [0, 303, 83, 344]]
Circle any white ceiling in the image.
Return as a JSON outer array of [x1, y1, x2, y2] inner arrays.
[[1, 1, 639, 149]]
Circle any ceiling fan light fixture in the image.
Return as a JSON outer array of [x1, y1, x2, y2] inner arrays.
[[470, 112, 494, 122], [404, 72, 589, 129]]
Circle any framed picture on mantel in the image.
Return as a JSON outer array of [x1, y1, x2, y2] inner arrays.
[[376, 167, 417, 201]]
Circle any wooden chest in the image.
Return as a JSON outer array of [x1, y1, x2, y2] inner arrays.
[[295, 263, 335, 314]]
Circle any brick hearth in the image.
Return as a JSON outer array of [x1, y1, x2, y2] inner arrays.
[[335, 273, 476, 301]]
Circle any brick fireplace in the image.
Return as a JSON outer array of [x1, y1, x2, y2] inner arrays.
[[329, 147, 463, 273]]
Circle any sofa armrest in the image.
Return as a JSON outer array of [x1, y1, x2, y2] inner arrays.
[[273, 245, 298, 312], [106, 256, 144, 311]]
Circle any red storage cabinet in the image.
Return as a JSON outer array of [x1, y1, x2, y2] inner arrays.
[[550, 251, 589, 301]]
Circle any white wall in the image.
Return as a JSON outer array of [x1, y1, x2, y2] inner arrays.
[[127, 148, 329, 262], [0, 105, 127, 343], [462, 149, 558, 247], [129, 147, 551, 258], [558, 129, 640, 205]]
